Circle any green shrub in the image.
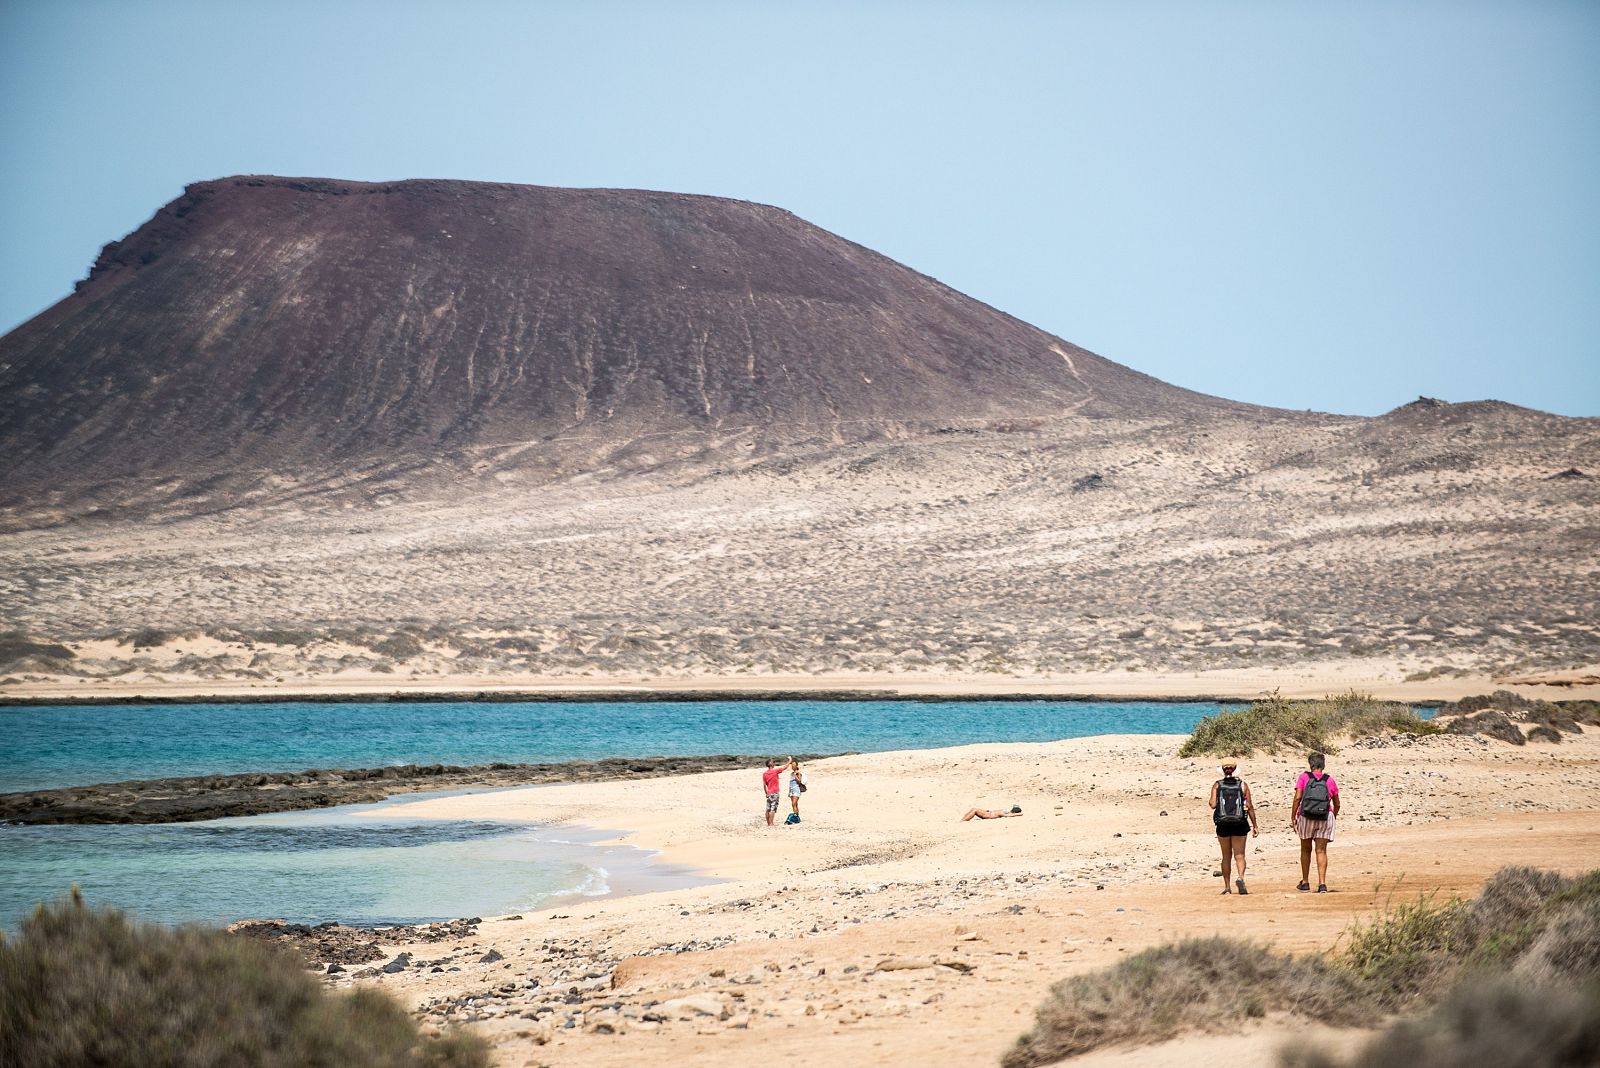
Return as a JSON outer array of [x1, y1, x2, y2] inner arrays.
[[129, 627, 171, 650], [1463, 865, 1571, 964], [372, 634, 426, 660], [1178, 690, 1438, 758], [1008, 867, 1600, 1064], [1178, 693, 1323, 757], [0, 891, 487, 1068], [1338, 887, 1469, 1004], [251, 629, 320, 648], [1338, 867, 1600, 1001], [1444, 710, 1526, 745], [0, 634, 75, 670], [1280, 978, 1600, 1068]]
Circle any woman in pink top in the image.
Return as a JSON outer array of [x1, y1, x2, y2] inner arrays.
[[1291, 751, 1340, 893]]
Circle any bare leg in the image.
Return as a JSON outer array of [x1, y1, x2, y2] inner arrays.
[[962, 808, 979, 821], [1314, 840, 1329, 887], [1300, 839, 1313, 884], [766, 800, 775, 827], [1217, 836, 1232, 891], [791, 794, 800, 816], [1231, 837, 1248, 881]]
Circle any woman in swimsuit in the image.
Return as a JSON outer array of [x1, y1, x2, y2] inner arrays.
[[961, 806, 1022, 821], [788, 759, 806, 821]]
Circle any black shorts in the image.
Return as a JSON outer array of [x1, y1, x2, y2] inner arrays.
[[1214, 818, 1251, 838]]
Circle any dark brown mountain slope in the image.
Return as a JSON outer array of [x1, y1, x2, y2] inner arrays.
[[0, 176, 1256, 515]]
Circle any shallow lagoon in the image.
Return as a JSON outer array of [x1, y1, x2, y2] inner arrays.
[[0, 699, 1218, 929], [0, 790, 704, 931]]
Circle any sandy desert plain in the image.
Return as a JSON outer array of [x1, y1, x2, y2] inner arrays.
[[2, 400, 1598, 1068]]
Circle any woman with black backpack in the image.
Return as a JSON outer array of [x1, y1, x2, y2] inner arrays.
[[1291, 751, 1340, 892], [1209, 761, 1258, 894]]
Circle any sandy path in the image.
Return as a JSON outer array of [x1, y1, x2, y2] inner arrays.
[[321, 730, 1600, 1067]]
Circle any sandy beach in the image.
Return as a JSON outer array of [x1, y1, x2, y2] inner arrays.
[[303, 726, 1600, 1067], [8, 665, 1600, 704]]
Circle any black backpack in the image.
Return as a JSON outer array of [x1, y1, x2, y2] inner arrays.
[[1215, 778, 1245, 820], [1300, 773, 1331, 819]]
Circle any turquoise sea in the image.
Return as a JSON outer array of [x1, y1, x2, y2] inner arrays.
[[0, 699, 1217, 930]]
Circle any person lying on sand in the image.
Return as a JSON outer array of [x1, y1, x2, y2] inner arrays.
[[962, 806, 1022, 821]]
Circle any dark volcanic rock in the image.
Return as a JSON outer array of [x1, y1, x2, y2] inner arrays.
[[1071, 472, 1105, 492], [0, 752, 836, 824], [0, 176, 1251, 513], [229, 917, 481, 967]]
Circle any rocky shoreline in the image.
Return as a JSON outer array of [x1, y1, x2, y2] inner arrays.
[[0, 753, 836, 825], [227, 917, 487, 968], [0, 688, 1262, 706]]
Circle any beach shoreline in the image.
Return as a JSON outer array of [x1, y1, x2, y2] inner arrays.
[[5, 665, 1599, 705], [294, 729, 1600, 1067]]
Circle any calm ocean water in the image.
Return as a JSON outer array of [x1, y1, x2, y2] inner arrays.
[[0, 699, 1216, 930], [0, 699, 1216, 792]]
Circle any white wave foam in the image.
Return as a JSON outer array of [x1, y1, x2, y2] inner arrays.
[[571, 866, 611, 897]]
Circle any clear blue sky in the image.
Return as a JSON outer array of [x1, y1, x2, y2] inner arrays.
[[3, 0, 1596, 416]]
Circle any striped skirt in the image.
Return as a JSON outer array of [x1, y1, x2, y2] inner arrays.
[[1294, 811, 1336, 841]]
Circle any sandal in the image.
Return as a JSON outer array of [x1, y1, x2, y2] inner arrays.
[[1317, 885, 1328, 893], [1236, 879, 1248, 895], [1297, 881, 1311, 892]]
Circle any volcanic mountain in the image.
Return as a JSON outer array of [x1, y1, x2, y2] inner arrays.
[[0, 176, 1254, 514], [2, 179, 1596, 686]]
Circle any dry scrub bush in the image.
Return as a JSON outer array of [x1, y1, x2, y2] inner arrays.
[[1338, 889, 1470, 1005], [1279, 979, 1600, 1068], [371, 633, 426, 660], [1006, 868, 1600, 1066], [1444, 710, 1526, 745], [1000, 938, 1368, 1068], [1339, 867, 1600, 1005], [1178, 691, 1437, 758], [1438, 693, 1600, 745], [1516, 901, 1600, 985], [1462, 865, 1570, 958], [0, 891, 487, 1068]]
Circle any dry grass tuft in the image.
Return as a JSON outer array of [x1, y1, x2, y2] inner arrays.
[[1178, 691, 1438, 758], [1337, 887, 1469, 1005], [1001, 938, 1368, 1068], [1006, 867, 1600, 1067], [1279, 978, 1600, 1068]]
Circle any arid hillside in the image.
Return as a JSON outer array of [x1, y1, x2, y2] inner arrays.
[[0, 178, 1595, 687], [1, 397, 1594, 687]]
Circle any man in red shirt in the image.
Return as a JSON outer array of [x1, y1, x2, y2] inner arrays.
[[761, 756, 789, 826]]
